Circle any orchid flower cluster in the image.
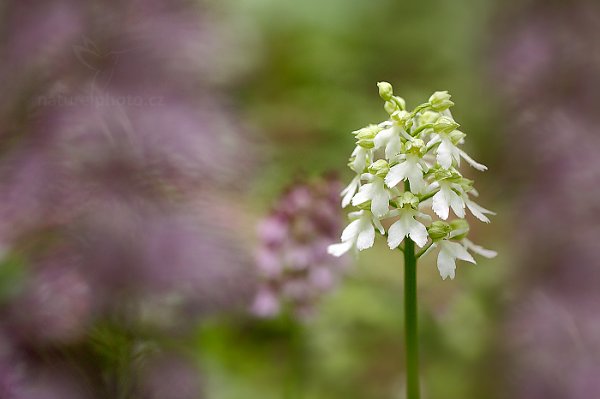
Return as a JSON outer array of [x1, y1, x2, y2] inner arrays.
[[328, 82, 496, 279]]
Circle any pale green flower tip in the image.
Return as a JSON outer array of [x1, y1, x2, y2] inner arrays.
[[449, 219, 470, 240], [357, 139, 375, 149], [432, 166, 459, 181], [353, 124, 380, 139], [404, 138, 425, 155], [391, 110, 410, 125], [356, 201, 372, 211], [377, 81, 394, 101], [397, 191, 419, 208], [427, 221, 451, 241], [419, 110, 440, 125], [456, 177, 474, 191], [433, 116, 460, 134], [429, 90, 454, 111], [449, 129, 466, 144], [368, 159, 389, 177]]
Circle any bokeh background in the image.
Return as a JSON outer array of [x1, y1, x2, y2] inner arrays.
[[0, 0, 599, 398]]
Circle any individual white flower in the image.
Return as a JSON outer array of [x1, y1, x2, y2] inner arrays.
[[350, 146, 372, 173], [462, 238, 497, 258], [374, 126, 402, 159], [351, 173, 390, 218], [435, 240, 476, 280], [387, 208, 429, 249], [341, 175, 361, 208], [428, 128, 488, 171], [328, 210, 384, 257], [433, 135, 460, 169], [385, 153, 429, 194], [431, 181, 465, 220]]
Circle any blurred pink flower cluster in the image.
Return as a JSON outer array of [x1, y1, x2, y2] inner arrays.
[[252, 176, 348, 321], [493, 1, 600, 396], [0, 0, 256, 397]]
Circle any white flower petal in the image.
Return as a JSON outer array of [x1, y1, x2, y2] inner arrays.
[[405, 160, 426, 194], [351, 147, 369, 173], [341, 176, 360, 208], [385, 162, 409, 188], [371, 215, 386, 235], [374, 128, 393, 149], [328, 241, 353, 257], [398, 127, 413, 141], [444, 241, 476, 264], [385, 134, 402, 159], [387, 216, 411, 249], [340, 219, 361, 242], [436, 138, 454, 169], [465, 199, 495, 223], [459, 149, 488, 171], [351, 183, 373, 206], [408, 219, 428, 248], [356, 222, 375, 251], [432, 190, 450, 220], [370, 181, 390, 218], [437, 248, 456, 280], [442, 186, 465, 218], [463, 239, 497, 258]]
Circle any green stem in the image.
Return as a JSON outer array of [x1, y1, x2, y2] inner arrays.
[[418, 188, 439, 202], [410, 123, 433, 137], [404, 237, 420, 399], [403, 177, 420, 398], [416, 241, 433, 259]]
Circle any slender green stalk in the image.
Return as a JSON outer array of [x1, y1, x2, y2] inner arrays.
[[404, 233, 420, 399]]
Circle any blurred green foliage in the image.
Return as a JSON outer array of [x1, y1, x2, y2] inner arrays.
[[200, 0, 510, 398]]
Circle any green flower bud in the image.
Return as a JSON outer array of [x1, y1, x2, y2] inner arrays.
[[428, 221, 451, 241], [353, 124, 380, 139], [449, 219, 470, 240], [392, 95, 406, 111], [419, 110, 440, 125], [433, 116, 460, 134], [384, 100, 398, 115], [357, 138, 375, 149], [429, 91, 454, 111], [377, 81, 394, 101], [368, 159, 389, 178]]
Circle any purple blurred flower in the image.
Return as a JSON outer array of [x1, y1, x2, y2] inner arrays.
[[0, 0, 257, 397], [492, 1, 600, 396], [251, 176, 348, 321], [136, 352, 202, 399]]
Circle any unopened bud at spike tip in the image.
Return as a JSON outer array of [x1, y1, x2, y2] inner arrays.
[[377, 82, 394, 101]]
